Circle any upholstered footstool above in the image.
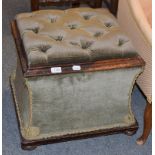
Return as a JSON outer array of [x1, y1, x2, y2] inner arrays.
[[11, 7, 145, 150]]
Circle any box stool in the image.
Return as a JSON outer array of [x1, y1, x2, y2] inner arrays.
[[10, 7, 145, 150]]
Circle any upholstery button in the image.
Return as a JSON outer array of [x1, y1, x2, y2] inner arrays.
[[80, 40, 94, 49], [68, 24, 78, 30], [51, 36, 63, 41], [80, 12, 96, 20], [94, 32, 103, 37], [70, 40, 93, 49], [26, 27, 39, 34], [83, 14, 93, 20], [39, 45, 51, 52], [118, 39, 128, 46], [50, 18, 57, 23], [105, 22, 112, 28]]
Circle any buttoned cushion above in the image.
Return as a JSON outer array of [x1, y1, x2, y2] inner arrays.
[[16, 7, 138, 67]]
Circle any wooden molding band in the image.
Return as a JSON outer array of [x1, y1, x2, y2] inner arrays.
[[25, 56, 145, 77]]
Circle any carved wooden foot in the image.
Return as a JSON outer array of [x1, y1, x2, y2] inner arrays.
[[124, 130, 137, 136], [136, 101, 152, 145], [21, 144, 37, 150]]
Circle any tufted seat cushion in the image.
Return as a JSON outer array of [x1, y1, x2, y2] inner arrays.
[[16, 7, 138, 67]]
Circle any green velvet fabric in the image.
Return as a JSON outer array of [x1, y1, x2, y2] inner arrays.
[[11, 61, 142, 140]]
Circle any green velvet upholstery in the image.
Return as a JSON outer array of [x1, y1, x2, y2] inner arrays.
[[11, 59, 142, 140], [16, 7, 138, 67], [11, 7, 144, 144]]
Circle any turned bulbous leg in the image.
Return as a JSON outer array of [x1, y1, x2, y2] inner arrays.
[[136, 101, 152, 145]]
